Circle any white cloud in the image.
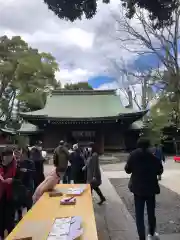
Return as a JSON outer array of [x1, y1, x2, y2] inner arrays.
[[56, 68, 93, 86], [0, 0, 141, 88], [95, 81, 119, 90], [0, 0, 130, 83], [62, 28, 94, 49]]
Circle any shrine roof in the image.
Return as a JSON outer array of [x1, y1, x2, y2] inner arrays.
[[20, 90, 145, 121]]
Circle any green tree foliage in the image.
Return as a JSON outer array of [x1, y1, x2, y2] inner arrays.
[[44, 0, 177, 28], [146, 71, 179, 145], [0, 35, 59, 123], [146, 97, 174, 144], [64, 82, 93, 90], [44, 0, 109, 21], [121, 0, 178, 29]]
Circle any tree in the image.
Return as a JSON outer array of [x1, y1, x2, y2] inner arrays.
[[0, 36, 59, 128], [44, 0, 178, 29], [44, 0, 109, 21], [64, 82, 93, 90], [111, 4, 180, 150], [146, 70, 180, 148], [145, 96, 173, 144], [108, 58, 154, 110], [121, 0, 178, 29]]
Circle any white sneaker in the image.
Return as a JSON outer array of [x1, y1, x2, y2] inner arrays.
[[147, 232, 160, 240], [154, 232, 160, 239]]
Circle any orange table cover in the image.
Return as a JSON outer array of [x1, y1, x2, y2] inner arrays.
[[6, 184, 98, 240]]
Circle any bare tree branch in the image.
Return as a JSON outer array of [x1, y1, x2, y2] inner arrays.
[[112, 6, 180, 75]]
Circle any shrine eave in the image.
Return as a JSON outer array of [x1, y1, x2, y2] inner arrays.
[[20, 110, 147, 123]]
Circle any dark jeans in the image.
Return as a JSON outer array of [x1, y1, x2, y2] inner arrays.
[[91, 185, 105, 201], [16, 194, 33, 222], [134, 195, 156, 240], [0, 195, 15, 238], [63, 166, 71, 183]]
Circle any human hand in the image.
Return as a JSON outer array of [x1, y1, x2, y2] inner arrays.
[[0, 175, 4, 182], [20, 168, 27, 172], [4, 178, 13, 184]]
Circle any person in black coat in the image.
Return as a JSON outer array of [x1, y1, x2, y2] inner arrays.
[[15, 147, 35, 221], [70, 144, 85, 183], [125, 138, 163, 240], [30, 146, 45, 190]]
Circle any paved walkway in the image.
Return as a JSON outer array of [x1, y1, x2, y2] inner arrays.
[[44, 158, 180, 239], [102, 158, 180, 239], [95, 171, 138, 240]]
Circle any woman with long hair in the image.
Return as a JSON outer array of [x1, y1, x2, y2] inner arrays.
[[83, 143, 106, 205]]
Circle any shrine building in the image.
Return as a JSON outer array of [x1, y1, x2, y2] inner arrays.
[[20, 90, 146, 154]]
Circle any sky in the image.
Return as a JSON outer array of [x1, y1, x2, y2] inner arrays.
[[0, 0, 168, 111], [0, 0, 139, 89]]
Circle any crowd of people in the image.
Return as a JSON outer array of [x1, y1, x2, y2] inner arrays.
[[0, 141, 45, 239], [0, 137, 165, 240], [0, 140, 106, 239]]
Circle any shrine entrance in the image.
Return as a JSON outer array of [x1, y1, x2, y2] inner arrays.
[[69, 130, 96, 146]]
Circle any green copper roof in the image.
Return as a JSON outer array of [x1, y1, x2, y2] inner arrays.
[[21, 90, 139, 120]]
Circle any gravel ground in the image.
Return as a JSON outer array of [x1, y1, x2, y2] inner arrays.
[[110, 178, 180, 235]]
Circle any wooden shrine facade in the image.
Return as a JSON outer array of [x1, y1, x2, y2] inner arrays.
[[20, 90, 146, 154]]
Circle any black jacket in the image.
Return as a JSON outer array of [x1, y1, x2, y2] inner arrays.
[[53, 145, 69, 172], [70, 151, 85, 182], [125, 148, 164, 196], [16, 159, 35, 193]]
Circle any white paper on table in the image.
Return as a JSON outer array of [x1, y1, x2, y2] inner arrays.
[[55, 218, 71, 224], [70, 217, 81, 230], [67, 188, 83, 195], [68, 228, 83, 240], [49, 218, 71, 237], [47, 217, 83, 240], [47, 236, 68, 240], [68, 216, 83, 240]]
